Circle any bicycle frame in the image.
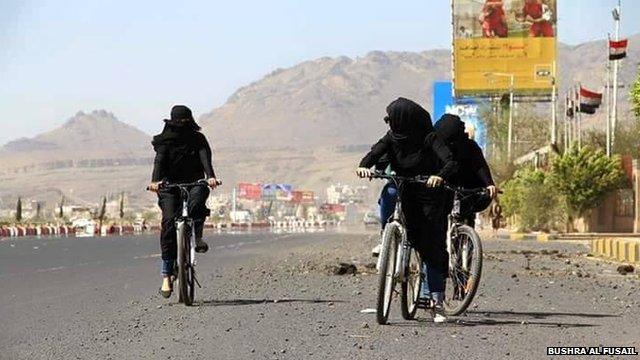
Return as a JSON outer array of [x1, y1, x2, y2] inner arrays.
[[176, 186, 196, 268], [374, 173, 426, 282], [444, 184, 487, 274]]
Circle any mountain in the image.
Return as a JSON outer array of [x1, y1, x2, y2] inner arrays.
[[200, 50, 451, 149], [2, 110, 150, 158], [0, 111, 152, 210], [0, 35, 638, 211], [200, 34, 640, 150]]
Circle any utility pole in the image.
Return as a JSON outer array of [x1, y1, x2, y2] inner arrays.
[[611, 0, 621, 149]]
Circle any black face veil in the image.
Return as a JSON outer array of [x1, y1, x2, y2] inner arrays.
[[385, 97, 434, 147]]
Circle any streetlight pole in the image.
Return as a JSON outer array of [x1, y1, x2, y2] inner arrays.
[[485, 72, 515, 161], [551, 62, 557, 146], [611, 0, 621, 150]]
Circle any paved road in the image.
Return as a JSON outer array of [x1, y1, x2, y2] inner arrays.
[[1, 231, 639, 359]]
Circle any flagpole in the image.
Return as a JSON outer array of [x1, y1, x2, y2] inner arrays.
[[569, 90, 574, 146], [606, 33, 612, 157], [563, 93, 568, 152], [611, 0, 621, 151], [577, 84, 582, 150]]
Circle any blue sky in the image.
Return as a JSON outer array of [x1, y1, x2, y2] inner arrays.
[[1, 0, 639, 144]]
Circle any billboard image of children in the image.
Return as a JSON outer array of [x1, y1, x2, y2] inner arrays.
[[479, 0, 508, 38], [516, 0, 554, 37]]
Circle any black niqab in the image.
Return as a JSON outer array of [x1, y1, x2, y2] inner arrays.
[[386, 98, 433, 147]]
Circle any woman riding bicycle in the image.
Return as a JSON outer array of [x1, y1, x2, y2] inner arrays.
[[434, 114, 497, 226], [356, 98, 458, 321], [148, 105, 220, 298]]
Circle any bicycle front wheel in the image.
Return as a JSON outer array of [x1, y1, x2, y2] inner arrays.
[[376, 222, 400, 325], [176, 221, 194, 306], [444, 225, 483, 316]]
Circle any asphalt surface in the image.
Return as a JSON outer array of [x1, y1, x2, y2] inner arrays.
[[1, 229, 639, 360]]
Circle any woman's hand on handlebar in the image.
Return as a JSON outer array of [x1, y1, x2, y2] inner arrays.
[[426, 175, 443, 187], [207, 178, 222, 189], [147, 181, 162, 193], [486, 185, 498, 199], [355, 167, 372, 178]]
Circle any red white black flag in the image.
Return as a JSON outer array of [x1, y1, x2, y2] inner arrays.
[[609, 39, 628, 60], [579, 87, 602, 114]]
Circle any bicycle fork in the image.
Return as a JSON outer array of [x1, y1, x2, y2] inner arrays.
[[447, 219, 470, 272]]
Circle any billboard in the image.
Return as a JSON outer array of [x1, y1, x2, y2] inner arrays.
[[445, 102, 487, 150], [433, 81, 454, 121], [237, 183, 262, 200], [291, 190, 315, 205], [433, 81, 487, 150], [452, 0, 556, 97], [262, 183, 293, 201]]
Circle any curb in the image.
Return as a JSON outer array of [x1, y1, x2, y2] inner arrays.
[[495, 233, 554, 242], [590, 238, 640, 264]]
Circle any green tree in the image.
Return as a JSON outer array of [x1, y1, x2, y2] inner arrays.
[[500, 167, 564, 232], [119, 192, 125, 219], [550, 145, 625, 228], [631, 65, 640, 119], [98, 196, 107, 229], [16, 197, 22, 223]]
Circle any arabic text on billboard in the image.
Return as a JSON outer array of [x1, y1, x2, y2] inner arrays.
[[453, 0, 556, 97]]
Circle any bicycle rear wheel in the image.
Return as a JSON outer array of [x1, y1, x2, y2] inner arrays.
[[376, 222, 400, 325], [400, 247, 421, 320], [444, 225, 482, 316]]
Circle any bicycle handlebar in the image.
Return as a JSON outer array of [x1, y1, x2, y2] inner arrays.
[[368, 171, 429, 183], [146, 179, 222, 191], [368, 171, 501, 195]]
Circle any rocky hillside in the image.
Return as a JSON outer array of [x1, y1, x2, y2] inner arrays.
[[200, 34, 640, 150]]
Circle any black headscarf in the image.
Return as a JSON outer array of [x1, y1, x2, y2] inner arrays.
[[434, 114, 466, 145], [385, 97, 433, 148]]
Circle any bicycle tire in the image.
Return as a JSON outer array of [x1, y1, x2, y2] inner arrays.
[[186, 227, 195, 306], [376, 222, 400, 325], [444, 225, 482, 316], [400, 247, 421, 320], [176, 221, 192, 305]]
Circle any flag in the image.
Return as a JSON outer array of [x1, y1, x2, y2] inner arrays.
[[609, 39, 628, 60], [580, 87, 602, 108], [579, 104, 597, 115], [566, 96, 575, 118]]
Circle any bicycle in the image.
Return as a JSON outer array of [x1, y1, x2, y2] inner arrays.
[[148, 179, 221, 306], [369, 171, 428, 325], [441, 183, 490, 316]]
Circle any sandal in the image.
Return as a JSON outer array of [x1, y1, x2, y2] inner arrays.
[[159, 277, 173, 298]]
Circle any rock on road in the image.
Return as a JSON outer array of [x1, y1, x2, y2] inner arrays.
[[0, 229, 638, 360]]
